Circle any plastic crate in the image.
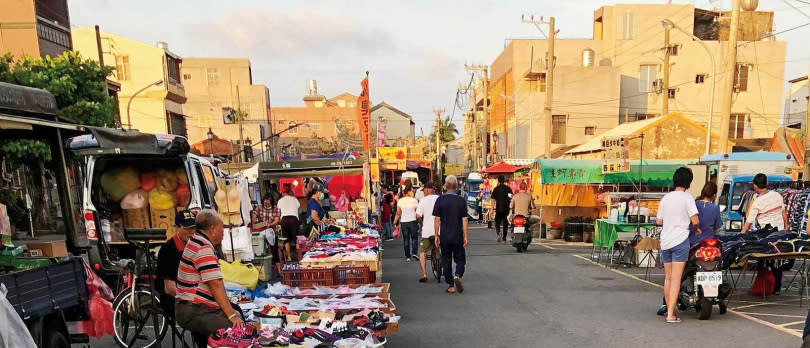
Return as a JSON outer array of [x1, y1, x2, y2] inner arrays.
[[333, 265, 373, 285], [281, 267, 333, 287]]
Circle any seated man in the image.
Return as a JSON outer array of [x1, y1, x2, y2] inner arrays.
[[156, 210, 197, 320], [175, 209, 244, 347]]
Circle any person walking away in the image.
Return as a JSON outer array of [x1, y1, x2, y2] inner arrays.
[[491, 175, 512, 242], [433, 175, 469, 294], [394, 184, 419, 261], [690, 182, 722, 245], [509, 182, 534, 240], [380, 186, 394, 241], [156, 210, 197, 323], [656, 167, 700, 323], [741, 173, 792, 294], [416, 182, 439, 282], [305, 186, 331, 241], [175, 210, 244, 347], [253, 196, 282, 275], [277, 186, 300, 262]]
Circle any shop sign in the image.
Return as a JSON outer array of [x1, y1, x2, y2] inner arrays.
[[548, 168, 588, 180], [377, 147, 407, 170], [601, 136, 630, 174], [370, 158, 380, 182], [445, 163, 463, 176]]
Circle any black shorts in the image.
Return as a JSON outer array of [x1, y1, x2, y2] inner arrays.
[[280, 216, 299, 242]]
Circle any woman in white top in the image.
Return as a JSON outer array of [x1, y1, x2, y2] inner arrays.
[[656, 167, 700, 323], [395, 184, 419, 261]]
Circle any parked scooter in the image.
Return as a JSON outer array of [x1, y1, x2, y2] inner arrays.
[[677, 238, 731, 320], [510, 215, 536, 253]]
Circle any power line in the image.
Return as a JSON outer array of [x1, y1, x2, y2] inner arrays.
[[781, 0, 810, 19]]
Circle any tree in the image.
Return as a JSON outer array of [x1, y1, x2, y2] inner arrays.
[[428, 116, 459, 150]]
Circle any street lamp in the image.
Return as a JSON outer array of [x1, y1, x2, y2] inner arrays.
[[661, 19, 716, 155], [207, 128, 214, 157], [125, 80, 164, 130]]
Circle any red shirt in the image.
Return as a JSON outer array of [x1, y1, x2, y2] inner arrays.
[[381, 202, 392, 223]]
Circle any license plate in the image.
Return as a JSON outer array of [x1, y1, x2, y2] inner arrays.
[[695, 271, 722, 285], [513, 227, 525, 234]]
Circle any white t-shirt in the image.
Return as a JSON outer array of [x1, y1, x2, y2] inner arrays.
[[416, 194, 439, 238], [397, 196, 418, 223], [746, 190, 785, 230], [277, 195, 301, 217], [657, 190, 698, 250], [415, 188, 425, 202]]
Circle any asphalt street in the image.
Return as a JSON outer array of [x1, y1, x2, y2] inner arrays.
[[384, 225, 801, 348]]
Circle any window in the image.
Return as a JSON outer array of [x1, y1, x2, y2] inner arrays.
[[551, 115, 566, 144], [639, 64, 657, 93], [192, 162, 212, 208], [206, 68, 220, 86], [667, 45, 678, 56], [348, 102, 356, 108], [337, 100, 346, 107], [115, 55, 130, 81], [634, 113, 657, 121], [584, 126, 596, 135], [288, 121, 298, 134], [695, 74, 706, 84], [183, 74, 192, 80], [621, 10, 635, 40], [729, 114, 746, 139], [734, 63, 750, 92], [668, 88, 676, 99], [167, 56, 181, 83], [535, 73, 547, 92]]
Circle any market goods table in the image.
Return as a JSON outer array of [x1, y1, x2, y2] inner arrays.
[[592, 219, 656, 264]]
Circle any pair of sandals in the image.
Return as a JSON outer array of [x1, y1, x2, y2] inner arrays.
[[657, 305, 681, 323], [446, 277, 464, 294]]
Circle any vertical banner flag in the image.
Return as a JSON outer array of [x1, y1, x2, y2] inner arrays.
[[357, 76, 371, 152], [376, 120, 386, 147]]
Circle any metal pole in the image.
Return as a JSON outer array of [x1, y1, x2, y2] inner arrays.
[[718, 0, 742, 153], [543, 17, 556, 158], [663, 27, 670, 117], [126, 80, 162, 130]]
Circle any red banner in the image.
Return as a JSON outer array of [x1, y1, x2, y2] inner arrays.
[[356, 76, 371, 152]]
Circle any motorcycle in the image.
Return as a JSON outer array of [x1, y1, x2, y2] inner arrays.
[[677, 238, 731, 320], [510, 215, 536, 253]]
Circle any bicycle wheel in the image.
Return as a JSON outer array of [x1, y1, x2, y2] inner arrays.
[[112, 287, 168, 348], [431, 245, 442, 282]]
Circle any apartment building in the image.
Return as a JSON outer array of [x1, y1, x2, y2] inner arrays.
[[0, 0, 72, 58], [73, 27, 187, 135], [478, 3, 786, 159]]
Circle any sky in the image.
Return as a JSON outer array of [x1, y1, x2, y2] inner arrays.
[[68, 0, 810, 136]]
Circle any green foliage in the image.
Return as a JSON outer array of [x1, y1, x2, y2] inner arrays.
[[0, 139, 51, 170], [0, 51, 116, 126], [428, 116, 460, 148], [0, 189, 28, 231]]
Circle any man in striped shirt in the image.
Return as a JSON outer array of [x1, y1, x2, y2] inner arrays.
[[175, 209, 244, 344]]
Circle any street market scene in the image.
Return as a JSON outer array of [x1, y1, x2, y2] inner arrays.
[[1, 0, 810, 347]]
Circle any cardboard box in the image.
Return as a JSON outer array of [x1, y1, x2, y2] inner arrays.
[[150, 207, 176, 239], [26, 241, 68, 258], [123, 207, 150, 229]]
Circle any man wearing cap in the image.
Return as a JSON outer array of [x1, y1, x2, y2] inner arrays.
[[416, 182, 439, 283], [156, 210, 197, 319]]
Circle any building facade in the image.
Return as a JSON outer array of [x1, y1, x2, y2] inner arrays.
[[73, 28, 187, 136], [785, 75, 808, 129], [180, 58, 270, 159], [370, 102, 415, 146], [0, 0, 72, 58], [480, 3, 786, 159]]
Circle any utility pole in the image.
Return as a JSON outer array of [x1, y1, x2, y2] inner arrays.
[[522, 15, 556, 158], [458, 83, 477, 172], [718, 0, 741, 153], [662, 26, 671, 117], [433, 107, 444, 181], [236, 85, 245, 162], [804, 68, 810, 179], [465, 64, 489, 165]]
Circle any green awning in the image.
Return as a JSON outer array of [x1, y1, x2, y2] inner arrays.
[[538, 159, 686, 186]]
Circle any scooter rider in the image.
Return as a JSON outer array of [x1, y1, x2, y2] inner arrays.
[[509, 182, 534, 239]]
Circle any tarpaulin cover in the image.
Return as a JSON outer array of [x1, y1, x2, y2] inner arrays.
[[482, 162, 525, 174], [326, 174, 364, 201], [539, 184, 599, 207]]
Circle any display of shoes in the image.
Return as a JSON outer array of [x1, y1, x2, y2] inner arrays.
[[207, 326, 258, 348]]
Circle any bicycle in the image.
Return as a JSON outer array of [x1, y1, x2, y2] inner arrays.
[[111, 228, 169, 348], [427, 236, 442, 282]]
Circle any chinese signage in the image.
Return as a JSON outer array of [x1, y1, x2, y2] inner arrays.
[[369, 158, 380, 182], [601, 136, 630, 174], [444, 163, 463, 176], [377, 147, 407, 170], [356, 77, 371, 152]]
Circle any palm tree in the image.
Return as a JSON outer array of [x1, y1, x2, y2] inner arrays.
[[430, 116, 459, 143]]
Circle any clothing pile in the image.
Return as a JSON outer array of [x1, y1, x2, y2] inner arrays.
[[298, 226, 381, 266], [718, 228, 810, 269], [780, 188, 810, 234]]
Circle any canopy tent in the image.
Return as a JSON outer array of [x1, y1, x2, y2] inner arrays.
[[482, 161, 526, 174], [537, 159, 686, 187]]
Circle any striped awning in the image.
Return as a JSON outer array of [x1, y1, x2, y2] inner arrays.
[[503, 158, 534, 166]]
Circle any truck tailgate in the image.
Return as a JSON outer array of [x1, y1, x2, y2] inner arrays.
[[0, 258, 88, 321]]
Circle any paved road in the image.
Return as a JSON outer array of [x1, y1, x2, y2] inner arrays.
[[384, 225, 801, 348]]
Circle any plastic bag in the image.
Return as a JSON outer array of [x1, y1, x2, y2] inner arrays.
[[393, 225, 400, 238], [176, 167, 189, 185], [175, 184, 190, 208], [156, 169, 179, 192], [149, 190, 175, 210], [0, 284, 36, 348], [219, 259, 259, 290], [120, 189, 148, 210], [140, 172, 157, 192], [100, 167, 140, 201], [263, 228, 276, 247]]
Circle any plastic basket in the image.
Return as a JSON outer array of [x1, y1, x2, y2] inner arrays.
[[281, 267, 333, 287], [333, 265, 373, 285]]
